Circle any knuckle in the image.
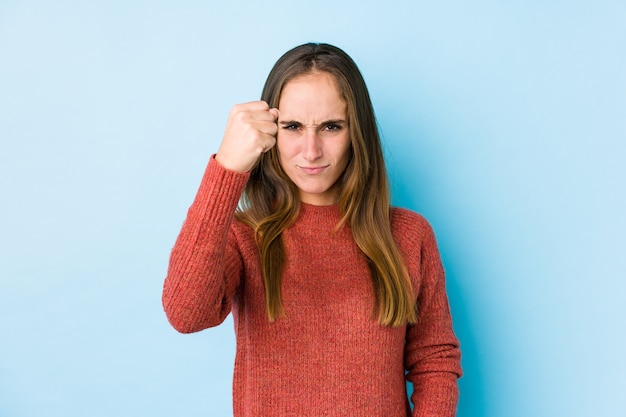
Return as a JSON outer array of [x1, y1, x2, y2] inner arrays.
[[231, 103, 244, 114]]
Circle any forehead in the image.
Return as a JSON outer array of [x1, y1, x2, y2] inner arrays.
[[278, 71, 346, 120]]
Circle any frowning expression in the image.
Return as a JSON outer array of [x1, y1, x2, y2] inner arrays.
[[277, 71, 352, 206]]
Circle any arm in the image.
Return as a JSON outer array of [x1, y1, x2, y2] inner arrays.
[[404, 222, 462, 417], [162, 101, 279, 333], [162, 156, 249, 333]]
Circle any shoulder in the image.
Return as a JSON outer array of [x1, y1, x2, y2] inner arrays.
[[390, 208, 444, 288], [231, 215, 256, 240], [390, 207, 441, 262], [390, 207, 436, 242]]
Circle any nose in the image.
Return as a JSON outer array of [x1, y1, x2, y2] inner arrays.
[[302, 128, 323, 161]]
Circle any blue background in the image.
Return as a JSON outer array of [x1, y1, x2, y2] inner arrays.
[[1, 1, 624, 416]]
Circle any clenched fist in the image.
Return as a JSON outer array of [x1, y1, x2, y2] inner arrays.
[[215, 101, 279, 172]]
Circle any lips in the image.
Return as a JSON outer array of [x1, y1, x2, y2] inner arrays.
[[298, 165, 328, 175]]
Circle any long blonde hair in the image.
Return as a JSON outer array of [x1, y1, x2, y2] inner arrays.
[[236, 43, 417, 327]]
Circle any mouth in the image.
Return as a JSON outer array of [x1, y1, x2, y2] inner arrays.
[[298, 165, 329, 175]]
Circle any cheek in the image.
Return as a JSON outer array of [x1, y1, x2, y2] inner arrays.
[[276, 138, 295, 172], [276, 134, 294, 157], [337, 137, 352, 164]]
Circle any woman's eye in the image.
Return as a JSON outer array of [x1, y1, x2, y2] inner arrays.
[[324, 124, 342, 131]]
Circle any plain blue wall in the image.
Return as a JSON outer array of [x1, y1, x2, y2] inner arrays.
[[1, 1, 624, 416]]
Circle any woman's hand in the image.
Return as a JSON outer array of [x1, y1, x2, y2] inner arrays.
[[215, 101, 279, 172]]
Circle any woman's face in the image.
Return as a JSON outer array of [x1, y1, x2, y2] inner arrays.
[[276, 71, 352, 206]]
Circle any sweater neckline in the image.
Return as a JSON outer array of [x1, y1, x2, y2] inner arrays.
[[297, 202, 343, 229]]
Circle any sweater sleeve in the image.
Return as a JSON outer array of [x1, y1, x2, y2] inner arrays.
[[404, 219, 462, 417], [162, 155, 250, 333]]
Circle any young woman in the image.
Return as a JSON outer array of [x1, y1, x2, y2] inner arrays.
[[162, 43, 462, 416]]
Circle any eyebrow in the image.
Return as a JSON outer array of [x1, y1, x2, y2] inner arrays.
[[279, 119, 347, 127]]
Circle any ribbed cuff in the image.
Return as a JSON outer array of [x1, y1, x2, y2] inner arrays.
[[190, 154, 250, 225]]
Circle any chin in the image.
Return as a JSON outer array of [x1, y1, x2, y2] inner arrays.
[[297, 184, 332, 195]]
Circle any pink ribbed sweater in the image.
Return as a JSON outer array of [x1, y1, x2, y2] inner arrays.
[[162, 156, 462, 416]]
